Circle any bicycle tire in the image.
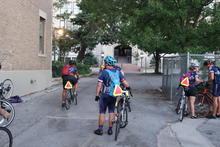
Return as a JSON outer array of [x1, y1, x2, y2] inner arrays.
[[126, 99, 131, 112], [115, 105, 121, 141], [120, 107, 128, 128], [1, 79, 14, 100], [0, 100, 15, 127], [179, 103, 184, 122], [0, 127, 13, 147]]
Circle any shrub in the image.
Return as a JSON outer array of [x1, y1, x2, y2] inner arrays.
[[76, 62, 91, 75], [52, 61, 64, 78], [83, 52, 98, 66]]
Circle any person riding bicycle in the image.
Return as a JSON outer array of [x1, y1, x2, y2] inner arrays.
[[204, 60, 220, 119], [61, 60, 79, 107], [94, 56, 130, 136], [182, 63, 203, 119]]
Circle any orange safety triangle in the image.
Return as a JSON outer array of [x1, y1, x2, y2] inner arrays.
[[180, 77, 189, 87], [65, 81, 73, 89], [113, 85, 123, 96]]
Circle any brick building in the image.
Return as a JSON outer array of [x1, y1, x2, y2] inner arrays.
[[0, 0, 53, 96]]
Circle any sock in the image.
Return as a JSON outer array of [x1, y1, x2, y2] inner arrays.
[[98, 125, 103, 130], [108, 127, 112, 130]]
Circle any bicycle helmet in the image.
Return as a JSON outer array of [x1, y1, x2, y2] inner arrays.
[[203, 60, 214, 66], [191, 62, 200, 67], [104, 56, 117, 66]]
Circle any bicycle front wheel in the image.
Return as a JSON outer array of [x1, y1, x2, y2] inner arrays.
[[1, 79, 14, 100], [0, 127, 13, 147], [179, 102, 185, 122], [114, 104, 121, 141], [120, 107, 128, 128], [0, 100, 15, 127]]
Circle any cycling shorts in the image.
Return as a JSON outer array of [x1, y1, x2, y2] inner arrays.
[[99, 94, 116, 114], [185, 87, 197, 97], [212, 83, 220, 97], [62, 75, 78, 90]]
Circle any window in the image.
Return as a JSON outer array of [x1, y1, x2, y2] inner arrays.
[[39, 17, 45, 55]]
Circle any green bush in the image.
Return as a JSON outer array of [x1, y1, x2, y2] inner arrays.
[[52, 61, 64, 78], [76, 62, 91, 75], [83, 52, 98, 66]]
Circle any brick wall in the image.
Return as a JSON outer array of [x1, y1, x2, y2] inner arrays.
[[0, 0, 52, 71]]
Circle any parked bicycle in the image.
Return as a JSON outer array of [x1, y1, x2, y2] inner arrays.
[[0, 79, 15, 127], [175, 86, 189, 122], [62, 81, 78, 110], [0, 79, 14, 100], [114, 89, 132, 141], [196, 82, 213, 117], [0, 126, 13, 147]]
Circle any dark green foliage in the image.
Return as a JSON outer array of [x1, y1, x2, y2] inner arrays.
[[76, 62, 91, 75], [52, 61, 64, 78], [82, 52, 98, 66]]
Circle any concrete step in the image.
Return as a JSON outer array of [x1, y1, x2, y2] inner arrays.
[[116, 63, 140, 72]]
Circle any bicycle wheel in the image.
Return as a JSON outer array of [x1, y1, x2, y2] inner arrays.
[[0, 100, 15, 127], [126, 98, 131, 112], [120, 107, 128, 128], [179, 100, 184, 122], [115, 105, 121, 141], [1, 79, 14, 100], [0, 127, 13, 147]]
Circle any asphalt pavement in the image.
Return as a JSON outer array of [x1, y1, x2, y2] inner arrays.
[[6, 73, 220, 147]]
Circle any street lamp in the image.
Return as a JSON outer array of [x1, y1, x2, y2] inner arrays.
[[140, 52, 144, 68], [101, 52, 105, 66]]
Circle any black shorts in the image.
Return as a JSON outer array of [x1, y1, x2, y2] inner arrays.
[[212, 83, 220, 97], [62, 75, 78, 90], [185, 87, 197, 97], [99, 94, 116, 114]]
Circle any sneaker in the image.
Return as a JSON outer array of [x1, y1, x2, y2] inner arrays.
[[61, 102, 66, 108], [216, 114, 220, 118], [94, 129, 103, 136], [191, 115, 198, 119], [207, 115, 216, 119], [107, 128, 113, 135]]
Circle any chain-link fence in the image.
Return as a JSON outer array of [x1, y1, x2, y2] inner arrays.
[[162, 53, 220, 103]]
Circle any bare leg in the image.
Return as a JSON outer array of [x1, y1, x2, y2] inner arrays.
[[109, 113, 114, 128], [213, 98, 218, 116], [74, 83, 78, 93], [98, 114, 105, 127], [217, 98, 220, 115], [0, 108, 10, 119], [61, 89, 67, 101], [189, 96, 196, 116]]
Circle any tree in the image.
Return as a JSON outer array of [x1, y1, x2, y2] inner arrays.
[[80, 0, 219, 73]]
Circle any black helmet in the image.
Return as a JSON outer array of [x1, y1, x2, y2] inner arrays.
[[69, 60, 76, 65]]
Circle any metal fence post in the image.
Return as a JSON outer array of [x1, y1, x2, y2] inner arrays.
[[187, 52, 190, 72]]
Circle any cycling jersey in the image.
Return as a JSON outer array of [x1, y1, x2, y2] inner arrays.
[[209, 66, 220, 84], [189, 72, 198, 87], [62, 65, 78, 76]]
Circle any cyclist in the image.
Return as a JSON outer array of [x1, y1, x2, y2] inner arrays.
[[94, 56, 130, 136], [61, 60, 79, 107], [184, 63, 203, 119], [204, 60, 220, 119]]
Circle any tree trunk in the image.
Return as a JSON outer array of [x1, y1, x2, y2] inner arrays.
[[154, 51, 161, 74], [77, 44, 87, 62]]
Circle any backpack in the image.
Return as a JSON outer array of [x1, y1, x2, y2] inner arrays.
[[62, 65, 70, 76], [103, 69, 123, 97], [179, 72, 191, 87]]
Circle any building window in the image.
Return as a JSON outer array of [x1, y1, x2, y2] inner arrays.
[[39, 17, 45, 55]]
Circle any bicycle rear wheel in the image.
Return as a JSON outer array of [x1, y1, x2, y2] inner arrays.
[[0, 127, 13, 147], [1, 79, 14, 100], [120, 107, 128, 128], [0, 100, 15, 127], [179, 102, 185, 122], [114, 105, 121, 141]]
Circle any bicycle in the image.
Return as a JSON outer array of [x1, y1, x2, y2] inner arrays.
[[175, 86, 189, 122], [114, 90, 132, 141], [0, 79, 15, 127], [196, 82, 213, 117], [62, 81, 77, 110], [0, 126, 13, 147], [0, 79, 14, 100]]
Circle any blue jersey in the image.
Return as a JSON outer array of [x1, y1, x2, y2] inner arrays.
[[189, 72, 198, 87], [69, 67, 78, 75], [209, 66, 220, 84]]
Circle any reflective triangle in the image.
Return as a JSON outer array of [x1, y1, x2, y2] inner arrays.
[[65, 81, 73, 89], [113, 85, 123, 96], [180, 77, 189, 87]]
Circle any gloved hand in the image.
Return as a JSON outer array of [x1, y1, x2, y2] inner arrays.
[[126, 87, 131, 91], [95, 96, 100, 101]]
